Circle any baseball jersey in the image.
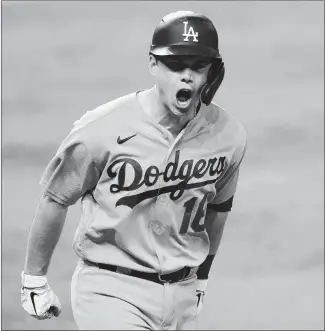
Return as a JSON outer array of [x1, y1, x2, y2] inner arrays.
[[40, 91, 247, 274]]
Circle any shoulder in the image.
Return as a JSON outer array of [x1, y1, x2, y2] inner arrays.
[[205, 102, 247, 149], [58, 92, 138, 157], [72, 92, 138, 132]]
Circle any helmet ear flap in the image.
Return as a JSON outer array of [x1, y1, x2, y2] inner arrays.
[[201, 60, 225, 106]]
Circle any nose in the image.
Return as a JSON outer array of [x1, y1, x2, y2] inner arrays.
[[180, 68, 193, 83]]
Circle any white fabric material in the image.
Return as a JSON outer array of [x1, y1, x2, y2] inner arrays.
[[21, 272, 62, 320], [196, 279, 208, 315], [40, 95, 247, 274], [71, 260, 198, 330], [21, 272, 48, 288]]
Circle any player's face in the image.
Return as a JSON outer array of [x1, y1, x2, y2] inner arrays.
[[149, 55, 212, 116]]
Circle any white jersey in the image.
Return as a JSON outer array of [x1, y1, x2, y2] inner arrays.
[[40, 92, 247, 274]]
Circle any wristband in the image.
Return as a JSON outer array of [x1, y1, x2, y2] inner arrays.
[[197, 254, 215, 279], [21, 271, 48, 288], [197, 279, 208, 292]]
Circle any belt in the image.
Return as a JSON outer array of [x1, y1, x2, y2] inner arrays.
[[84, 260, 195, 285]]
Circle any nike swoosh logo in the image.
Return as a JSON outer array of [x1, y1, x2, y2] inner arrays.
[[117, 134, 137, 144], [30, 292, 38, 315]]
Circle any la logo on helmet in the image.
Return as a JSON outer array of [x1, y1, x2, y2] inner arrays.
[[182, 21, 198, 42]]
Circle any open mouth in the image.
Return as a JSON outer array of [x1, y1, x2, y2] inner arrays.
[[176, 89, 193, 108], [176, 89, 192, 102]]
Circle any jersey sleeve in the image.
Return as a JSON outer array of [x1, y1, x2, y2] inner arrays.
[[208, 125, 247, 210], [40, 126, 101, 206]]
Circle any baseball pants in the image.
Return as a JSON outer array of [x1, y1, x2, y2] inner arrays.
[[71, 259, 199, 330]]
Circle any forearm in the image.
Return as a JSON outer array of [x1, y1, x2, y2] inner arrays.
[[206, 210, 228, 255], [197, 210, 228, 279], [24, 194, 68, 276]]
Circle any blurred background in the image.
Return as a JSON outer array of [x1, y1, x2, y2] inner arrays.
[[1, 1, 324, 330]]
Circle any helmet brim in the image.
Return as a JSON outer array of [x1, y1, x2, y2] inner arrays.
[[150, 44, 221, 59]]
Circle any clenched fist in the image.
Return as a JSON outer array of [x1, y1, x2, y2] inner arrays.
[[21, 272, 62, 320], [196, 279, 208, 315]]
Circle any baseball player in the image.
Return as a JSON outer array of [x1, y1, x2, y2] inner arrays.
[[21, 11, 247, 330]]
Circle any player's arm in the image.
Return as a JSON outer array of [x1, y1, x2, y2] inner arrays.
[[21, 193, 68, 320], [21, 136, 101, 320], [206, 209, 229, 255], [23, 141, 99, 276], [198, 124, 247, 277], [24, 194, 68, 276], [195, 126, 247, 313], [197, 200, 232, 281], [195, 200, 232, 315]]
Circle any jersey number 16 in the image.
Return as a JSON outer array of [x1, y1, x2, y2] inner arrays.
[[179, 193, 209, 234]]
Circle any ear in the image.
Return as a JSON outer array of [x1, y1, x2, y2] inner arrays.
[[148, 54, 158, 77]]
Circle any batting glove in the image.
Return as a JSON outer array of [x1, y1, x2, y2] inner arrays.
[[21, 272, 62, 320], [196, 279, 208, 315]]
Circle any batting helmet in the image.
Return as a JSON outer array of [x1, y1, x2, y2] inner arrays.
[[150, 11, 225, 105]]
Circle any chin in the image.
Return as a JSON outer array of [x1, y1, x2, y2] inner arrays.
[[171, 108, 187, 117], [174, 99, 198, 116], [169, 103, 191, 117]]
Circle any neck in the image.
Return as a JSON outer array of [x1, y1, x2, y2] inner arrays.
[[145, 86, 199, 137]]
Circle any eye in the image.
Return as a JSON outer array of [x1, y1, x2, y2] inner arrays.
[[162, 60, 185, 72], [191, 61, 211, 71]]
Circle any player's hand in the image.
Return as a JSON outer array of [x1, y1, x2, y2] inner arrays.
[[21, 272, 62, 320], [196, 279, 208, 315]]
